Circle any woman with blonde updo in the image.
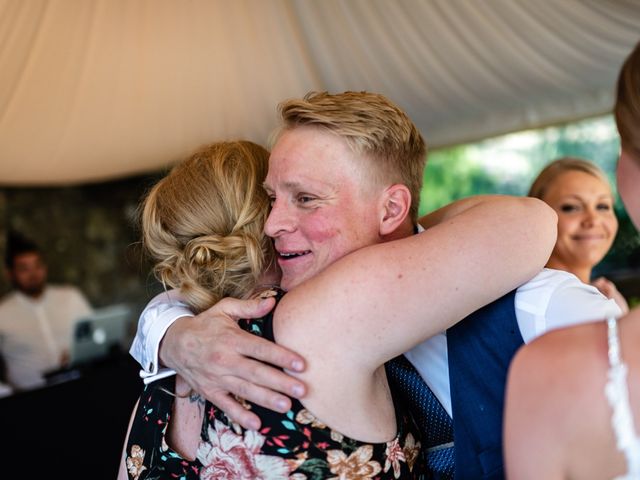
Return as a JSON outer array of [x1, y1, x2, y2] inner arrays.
[[529, 157, 628, 314], [119, 140, 282, 479], [140, 140, 277, 313]]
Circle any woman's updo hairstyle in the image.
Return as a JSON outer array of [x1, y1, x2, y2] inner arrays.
[[141, 141, 275, 313]]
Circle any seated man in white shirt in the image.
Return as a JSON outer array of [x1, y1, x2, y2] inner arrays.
[[0, 233, 93, 391]]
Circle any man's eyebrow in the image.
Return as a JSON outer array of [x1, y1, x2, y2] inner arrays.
[[262, 181, 306, 191]]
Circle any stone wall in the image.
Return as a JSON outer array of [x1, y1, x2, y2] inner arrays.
[[0, 172, 168, 316]]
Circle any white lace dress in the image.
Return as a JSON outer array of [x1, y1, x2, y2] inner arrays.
[[604, 317, 640, 479]]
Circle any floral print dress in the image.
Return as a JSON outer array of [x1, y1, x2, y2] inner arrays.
[[125, 291, 425, 480]]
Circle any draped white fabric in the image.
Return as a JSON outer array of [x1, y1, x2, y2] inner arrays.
[[0, 0, 639, 186]]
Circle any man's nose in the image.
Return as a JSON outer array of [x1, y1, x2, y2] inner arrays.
[[264, 199, 295, 237]]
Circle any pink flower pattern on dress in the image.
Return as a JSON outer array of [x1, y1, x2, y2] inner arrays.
[[326, 444, 382, 479], [402, 433, 421, 471], [197, 419, 291, 479], [384, 437, 406, 478], [125, 299, 424, 479], [125, 444, 147, 480]]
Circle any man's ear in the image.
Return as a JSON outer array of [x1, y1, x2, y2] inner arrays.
[[379, 184, 411, 236]]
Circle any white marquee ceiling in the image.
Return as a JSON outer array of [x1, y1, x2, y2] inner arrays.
[[1, 0, 639, 186]]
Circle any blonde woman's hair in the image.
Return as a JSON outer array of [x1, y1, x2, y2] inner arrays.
[[141, 141, 275, 313], [272, 91, 427, 222], [616, 41, 640, 165], [528, 157, 612, 200]]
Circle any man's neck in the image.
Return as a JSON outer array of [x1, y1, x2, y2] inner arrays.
[[381, 219, 415, 242], [17, 286, 46, 300]]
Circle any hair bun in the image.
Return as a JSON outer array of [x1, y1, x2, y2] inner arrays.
[[140, 140, 273, 313], [183, 237, 219, 266]]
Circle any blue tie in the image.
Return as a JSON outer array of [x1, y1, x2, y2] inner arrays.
[[386, 355, 455, 479]]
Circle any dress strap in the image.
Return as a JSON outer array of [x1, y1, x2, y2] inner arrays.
[[604, 317, 640, 480]]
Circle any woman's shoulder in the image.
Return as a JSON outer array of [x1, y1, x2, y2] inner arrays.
[[505, 320, 617, 477], [507, 320, 611, 439], [620, 306, 640, 333], [620, 311, 640, 372], [512, 321, 607, 389]]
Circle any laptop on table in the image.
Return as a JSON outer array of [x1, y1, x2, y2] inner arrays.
[[45, 303, 133, 385]]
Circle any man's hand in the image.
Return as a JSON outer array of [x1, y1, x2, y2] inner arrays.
[[592, 276, 629, 315], [159, 296, 306, 430]]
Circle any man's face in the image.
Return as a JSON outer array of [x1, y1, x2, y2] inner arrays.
[[10, 252, 47, 297], [264, 126, 383, 290]]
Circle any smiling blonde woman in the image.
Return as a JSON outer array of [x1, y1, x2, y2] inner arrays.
[[529, 157, 628, 314]]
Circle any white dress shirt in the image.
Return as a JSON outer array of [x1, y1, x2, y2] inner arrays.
[[129, 289, 191, 383], [130, 269, 621, 404]]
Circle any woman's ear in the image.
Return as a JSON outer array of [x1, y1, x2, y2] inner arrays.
[[379, 184, 412, 236]]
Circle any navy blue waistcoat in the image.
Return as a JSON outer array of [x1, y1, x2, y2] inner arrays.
[[446, 289, 522, 479]]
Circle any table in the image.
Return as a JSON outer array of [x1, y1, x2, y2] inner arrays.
[[0, 351, 143, 479]]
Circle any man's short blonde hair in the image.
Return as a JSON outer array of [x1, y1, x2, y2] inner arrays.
[[272, 91, 427, 221]]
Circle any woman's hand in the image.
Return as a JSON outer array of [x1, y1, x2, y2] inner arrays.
[[591, 276, 629, 315]]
